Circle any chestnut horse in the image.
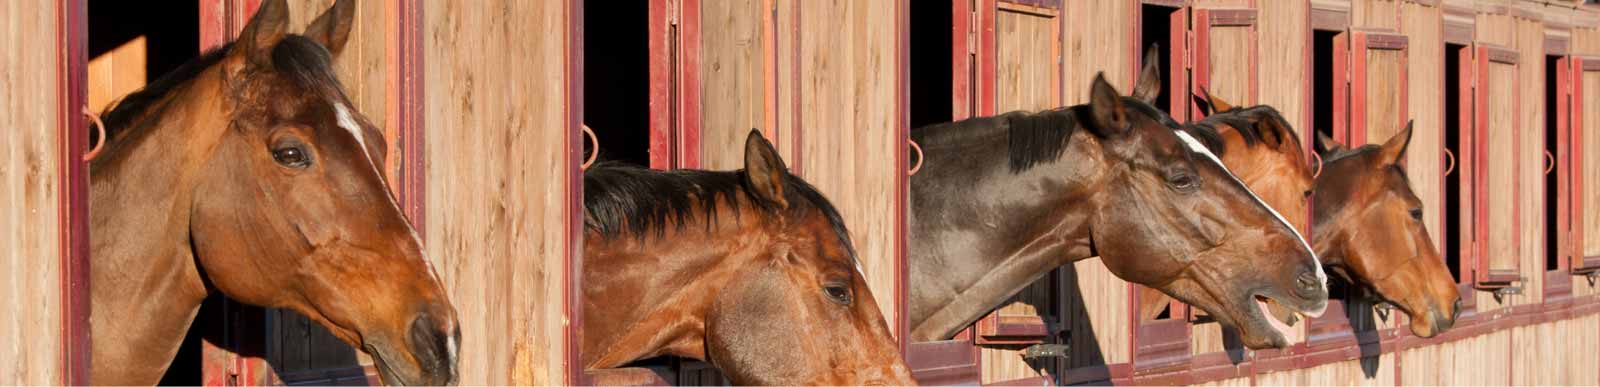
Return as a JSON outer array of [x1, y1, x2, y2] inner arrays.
[[89, 1, 458, 384], [1141, 90, 1460, 337], [582, 131, 914, 385], [908, 69, 1328, 350]]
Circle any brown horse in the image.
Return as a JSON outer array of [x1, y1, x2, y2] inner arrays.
[[582, 131, 914, 385], [1145, 90, 1461, 338], [89, 1, 458, 384], [908, 68, 1328, 350]]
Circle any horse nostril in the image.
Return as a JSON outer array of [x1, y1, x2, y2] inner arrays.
[[1296, 270, 1322, 297], [408, 313, 460, 385]]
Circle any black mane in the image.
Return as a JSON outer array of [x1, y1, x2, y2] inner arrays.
[[583, 163, 855, 258], [913, 96, 1181, 173], [1181, 105, 1303, 157], [96, 35, 348, 144]]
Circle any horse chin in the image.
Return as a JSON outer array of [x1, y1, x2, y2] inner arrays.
[[366, 344, 412, 387]]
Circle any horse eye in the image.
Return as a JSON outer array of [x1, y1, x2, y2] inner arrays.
[[1409, 208, 1423, 221], [1167, 173, 1199, 191], [822, 282, 852, 305], [272, 146, 311, 168]]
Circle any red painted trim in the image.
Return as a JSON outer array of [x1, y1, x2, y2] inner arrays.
[[895, 0, 910, 356], [974, 314, 1049, 344], [677, 0, 701, 169], [952, 0, 972, 121], [1577, 57, 1590, 275], [908, 337, 980, 385], [388, 0, 426, 238], [566, 0, 585, 385], [1170, 6, 1189, 121], [1333, 31, 1349, 144], [1549, 55, 1575, 304], [1472, 43, 1524, 288], [1191, 8, 1211, 119], [57, 0, 91, 384], [647, 0, 672, 170], [977, 0, 996, 116]]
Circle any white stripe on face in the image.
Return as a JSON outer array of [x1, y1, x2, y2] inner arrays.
[[1171, 130, 1327, 285], [333, 102, 441, 278]]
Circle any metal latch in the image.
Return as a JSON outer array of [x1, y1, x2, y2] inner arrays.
[[1022, 343, 1069, 360]]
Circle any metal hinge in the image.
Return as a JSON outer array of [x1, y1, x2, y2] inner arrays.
[[1023, 343, 1070, 360], [1184, 30, 1194, 69]]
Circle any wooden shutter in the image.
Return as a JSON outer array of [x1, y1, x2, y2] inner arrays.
[[1569, 56, 1600, 274], [1471, 42, 1524, 289]]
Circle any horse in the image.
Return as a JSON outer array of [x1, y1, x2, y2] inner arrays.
[[1141, 89, 1461, 338], [907, 66, 1329, 350], [88, 1, 458, 384], [582, 131, 915, 385]]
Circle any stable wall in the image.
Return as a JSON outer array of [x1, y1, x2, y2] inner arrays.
[[0, 1, 64, 384]]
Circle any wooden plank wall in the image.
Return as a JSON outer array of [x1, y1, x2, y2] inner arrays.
[[699, 0, 766, 170], [980, 7, 1061, 383], [1258, 354, 1398, 386], [422, 1, 570, 384], [265, 0, 389, 376], [793, 0, 902, 339], [0, 1, 63, 384], [1059, 0, 1134, 370], [1514, 15, 1547, 304]]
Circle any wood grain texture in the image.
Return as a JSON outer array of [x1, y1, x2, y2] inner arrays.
[[0, 1, 63, 384], [1585, 71, 1600, 258], [1486, 62, 1518, 275], [1514, 16, 1544, 304], [699, 0, 766, 170], [1256, 354, 1396, 386], [1397, 327, 1512, 385], [794, 0, 901, 338], [1206, 25, 1255, 106], [1354, 0, 1402, 30], [423, 1, 569, 384], [86, 36, 145, 112]]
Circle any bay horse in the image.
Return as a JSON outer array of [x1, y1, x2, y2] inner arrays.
[[89, 1, 458, 384], [908, 69, 1329, 350], [1143, 90, 1460, 338], [582, 131, 914, 385]]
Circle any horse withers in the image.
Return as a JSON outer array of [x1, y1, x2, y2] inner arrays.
[[89, 1, 458, 384], [1172, 88, 1460, 338], [583, 131, 914, 385], [908, 66, 1328, 350]]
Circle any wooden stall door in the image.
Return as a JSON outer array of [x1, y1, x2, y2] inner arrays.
[[1571, 56, 1600, 274], [1471, 43, 1523, 290]]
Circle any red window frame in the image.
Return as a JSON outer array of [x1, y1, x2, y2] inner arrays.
[[59, 0, 93, 384]]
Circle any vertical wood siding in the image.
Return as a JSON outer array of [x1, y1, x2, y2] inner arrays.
[[0, 1, 63, 384], [422, 1, 570, 384]]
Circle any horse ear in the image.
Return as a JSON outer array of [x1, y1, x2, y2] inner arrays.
[[1314, 130, 1345, 156], [231, 0, 290, 69], [1381, 120, 1414, 167], [1087, 73, 1130, 137], [1131, 44, 1162, 103], [1201, 87, 1235, 113], [305, 0, 356, 57], [743, 130, 790, 209]]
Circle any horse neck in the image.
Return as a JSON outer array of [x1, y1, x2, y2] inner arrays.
[[87, 71, 232, 384], [907, 125, 1099, 340], [581, 197, 765, 368]]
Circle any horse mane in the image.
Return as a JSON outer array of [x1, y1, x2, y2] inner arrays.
[[914, 96, 1180, 173], [583, 163, 856, 257], [1183, 105, 1303, 157], [97, 35, 350, 144]]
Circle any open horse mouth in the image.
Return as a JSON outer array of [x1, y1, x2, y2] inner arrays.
[[1248, 293, 1326, 348]]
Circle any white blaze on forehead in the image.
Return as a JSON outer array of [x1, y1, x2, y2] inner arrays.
[[333, 102, 442, 279], [1171, 130, 1327, 285]]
